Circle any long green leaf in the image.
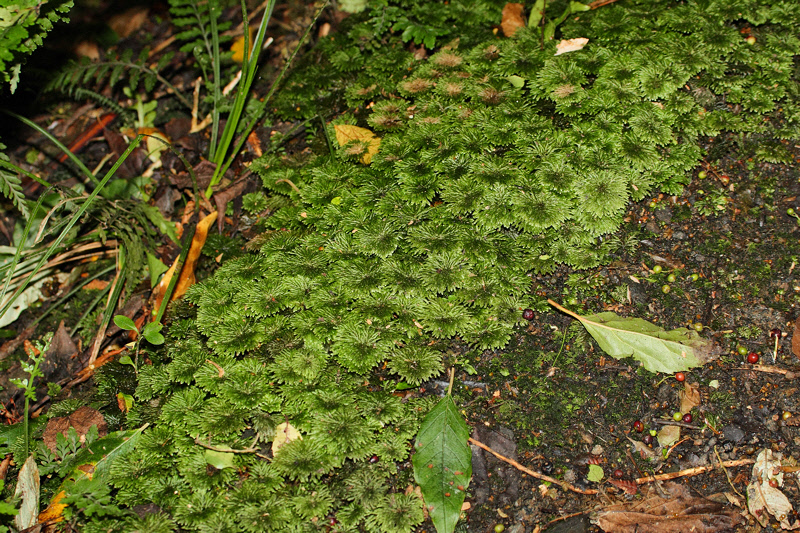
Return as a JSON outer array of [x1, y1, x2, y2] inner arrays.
[[0, 136, 143, 323], [3, 110, 100, 188], [549, 300, 717, 373], [412, 395, 472, 533]]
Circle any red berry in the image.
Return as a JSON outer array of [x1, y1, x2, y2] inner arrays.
[[675, 372, 685, 382], [747, 352, 759, 364], [633, 420, 644, 433], [770, 328, 782, 340], [612, 469, 624, 479], [522, 308, 535, 320], [769, 479, 779, 488], [642, 434, 654, 445], [682, 413, 693, 424], [369, 455, 379, 464]]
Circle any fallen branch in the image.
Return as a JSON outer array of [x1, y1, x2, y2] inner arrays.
[[469, 437, 598, 495], [634, 458, 754, 485]]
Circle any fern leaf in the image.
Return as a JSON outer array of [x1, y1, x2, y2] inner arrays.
[[0, 154, 30, 219]]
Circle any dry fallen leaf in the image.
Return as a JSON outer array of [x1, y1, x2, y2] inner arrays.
[[792, 315, 800, 358], [501, 3, 526, 38], [747, 449, 799, 529], [596, 482, 742, 532], [657, 425, 680, 448], [626, 436, 657, 460], [679, 381, 702, 414], [272, 421, 302, 457], [555, 37, 589, 56], [333, 124, 381, 164], [108, 6, 149, 39], [14, 456, 40, 530]]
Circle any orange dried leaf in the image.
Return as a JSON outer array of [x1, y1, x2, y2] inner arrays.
[[501, 3, 525, 38]]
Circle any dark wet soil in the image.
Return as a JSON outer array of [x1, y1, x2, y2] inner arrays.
[[458, 134, 800, 533]]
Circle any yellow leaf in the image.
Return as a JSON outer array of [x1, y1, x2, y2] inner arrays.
[[231, 26, 255, 64], [272, 421, 302, 457], [38, 490, 67, 524], [333, 124, 381, 164]]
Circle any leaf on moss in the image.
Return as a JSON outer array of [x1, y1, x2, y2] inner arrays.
[[333, 124, 380, 164], [272, 421, 302, 457], [501, 3, 525, 38], [204, 450, 235, 470], [555, 37, 589, 56], [549, 300, 718, 373], [412, 395, 471, 533]]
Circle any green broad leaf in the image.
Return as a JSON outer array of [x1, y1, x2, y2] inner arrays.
[[118, 355, 135, 368], [142, 322, 165, 345], [339, 0, 368, 13], [140, 205, 178, 243], [507, 75, 525, 88], [528, 0, 545, 27], [146, 251, 168, 288], [549, 300, 716, 374], [412, 395, 471, 533], [113, 315, 137, 332], [204, 450, 236, 470], [587, 464, 604, 482]]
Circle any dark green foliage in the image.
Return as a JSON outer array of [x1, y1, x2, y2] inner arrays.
[[0, 0, 73, 91], [77, 0, 800, 531], [46, 48, 181, 108]]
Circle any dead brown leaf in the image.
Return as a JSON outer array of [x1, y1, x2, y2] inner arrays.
[[501, 3, 525, 37], [43, 406, 108, 454], [679, 381, 702, 414], [108, 7, 149, 39], [792, 316, 800, 358], [595, 482, 743, 532]]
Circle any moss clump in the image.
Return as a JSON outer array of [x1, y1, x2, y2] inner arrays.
[[66, 0, 800, 530]]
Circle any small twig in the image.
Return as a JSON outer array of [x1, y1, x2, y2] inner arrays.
[[545, 510, 591, 528], [734, 364, 797, 378], [651, 419, 700, 430], [715, 446, 744, 499], [206, 359, 225, 378], [588, 0, 621, 8], [275, 178, 301, 193], [664, 436, 691, 459], [469, 437, 598, 495], [194, 437, 258, 454], [634, 458, 754, 485]]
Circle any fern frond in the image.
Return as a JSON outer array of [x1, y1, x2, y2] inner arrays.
[[47, 51, 190, 110], [0, 155, 30, 219]]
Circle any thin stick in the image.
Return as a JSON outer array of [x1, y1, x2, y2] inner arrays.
[[468, 437, 598, 495], [714, 446, 744, 499], [634, 458, 754, 485]]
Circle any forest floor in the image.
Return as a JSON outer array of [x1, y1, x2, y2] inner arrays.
[[1, 1, 799, 532]]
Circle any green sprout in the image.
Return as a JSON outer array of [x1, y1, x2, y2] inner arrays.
[[113, 315, 165, 375]]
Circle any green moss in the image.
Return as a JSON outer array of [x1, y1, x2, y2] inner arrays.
[[61, 0, 800, 530]]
